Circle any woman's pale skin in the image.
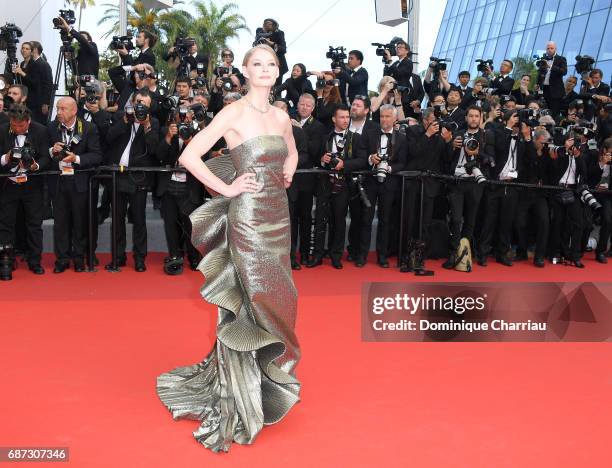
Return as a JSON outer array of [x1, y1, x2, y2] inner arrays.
[[178, 48, 298, 198]]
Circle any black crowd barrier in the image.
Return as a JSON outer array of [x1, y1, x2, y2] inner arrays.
[[2, 166, 611, 272]]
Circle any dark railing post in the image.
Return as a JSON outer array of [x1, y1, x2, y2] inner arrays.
[[87, 175, 96, 272], [398, 174, 406, 268]]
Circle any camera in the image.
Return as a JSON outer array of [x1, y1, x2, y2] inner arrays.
[[463, 158, 486, 184], [542, 140, 562, 157], [253, 30, 273, 46], [518, 108, 540, 127], [316, 77, 339, 88], [579, 185, 602, 212], [134, 102, 149, 121], [52, 9, 76, 29], [215, 66, 234, 91], [79, 75, 99, 104], [575, 55, 595, 74], [160, 94, 180, 114], [11, 142, 35, 168], [569, 121, 596, 139], [190, 103, 207, 123], [174, 36, 195, 55], [326, 46, 347, 69], [439, 120, 459, 133], [0, 22, 23, 51], [110, 34, 134, 51], [463, 137, 480, 152], [391, 82, 410, 93], [475, 59, 493, 74], [429, 57, 449, 73], [374, 152, 390, 183], [55, 135, 82, 160]]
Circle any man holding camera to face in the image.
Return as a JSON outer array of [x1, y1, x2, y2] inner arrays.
[[48, 97, 102, 273], [163, 37, 208, 78], [333, 50, 368, 106], [55, 15, 99, 78], [104, 89, 160, 272], [587, 137, 612, 263], [476, 110, 535, 267], [307, 104, 366, 269], [0, 104, 50, 275], [117, 29, 157, 71], [382, 40, 423, 119]]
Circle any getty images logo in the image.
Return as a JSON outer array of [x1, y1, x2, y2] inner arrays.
[[371, 292, 488, 316]]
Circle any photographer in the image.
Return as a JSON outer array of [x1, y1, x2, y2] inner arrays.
[[382, 39, 413, 85], [582, 69, 611, 118], [290, 93, 326, 267], [55, 16, 99, 77], [0, 104, 50, 274], [586, 137, 612, 263], [163, 37, 208, 78], [476, 110, 535, 267], [511, 74, 534, 108], [456, 71, 472, 96], [443, 106, 494, 269], [514, 128, 552, 267], [537, 41, 567, 118], [118, 29, 157, 69], [482, 96, 503, 131], [370, 76, 405, 123], [398, 107, 452, 272], [356, 104, 407, 268], [312, 71, 342, 131], [104, 89, 160, 272], [434, 89, 466, 131], [155, 105, 205, 275], [47, 97, 102, 272], [487, 59, 515, 97], [307, 104, 366, 269], [545, 134, 588, 267], [253, 19, 287, 85], [12, 41, 53, 123], [208, 50, 243, 114], [460, 77, 488, 109], [108, 62, 154, 110], [561, 76, 579, 115], [274, 63, 313, 110], [424, 67, 452, 100], [333, 50, 368, 106]]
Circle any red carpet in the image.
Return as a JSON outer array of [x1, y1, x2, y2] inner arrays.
[[1, 252, 611, 467]]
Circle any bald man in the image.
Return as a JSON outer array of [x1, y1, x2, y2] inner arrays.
[[48, 97, 102, 272], [537, 41, 567, 118]]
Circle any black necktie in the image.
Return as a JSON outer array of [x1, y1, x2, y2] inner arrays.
[[334, 132, 344, 137]]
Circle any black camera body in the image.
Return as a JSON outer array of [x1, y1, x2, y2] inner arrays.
[[253, 30, 273, 46], [215, 66, 233, 91], [134, 102, 150, 121], [0, 22, 22, 52], [11, 142, 35, 168], [518, 108, 540, 127], [55, 134, 82, 160], [110, 35, 134, 51], [174, 36, 195, 56], [326, 46, 347, 69], [190, 103, 207, 123], [575, 55, 595, 74], [475, 59, 494, 74], [429, 56, 450, 74], [372, 37, 405, 57], [53, 9, 76, 29]]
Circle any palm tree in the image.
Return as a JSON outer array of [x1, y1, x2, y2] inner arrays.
[[70, 0, 96, 31], [187, 1, 250, 74]]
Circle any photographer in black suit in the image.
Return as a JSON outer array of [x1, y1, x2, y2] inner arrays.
[[163, 38, 208, 78], [334, 50, 368, 106], [586, 137, 612, 263], [12, 42, 53, 124], [253, 19, 287, 86], [0, 104, 50, 274], [484, 59, 515, 97], [48, 97, 102, 272], [307, 104, 366, 269], [156, 106, 206, 275], [104, 89, 160, 272], [290, 93, 326, 267], [357, 104, 407, 268], [382, 39, 413, 85], [536, 41, 567, 119], [117, 29, 157, 70], [55, 16, 99, 77]]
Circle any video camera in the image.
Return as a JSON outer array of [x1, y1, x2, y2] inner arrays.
[[315, 77, 339, 89], [0, 23, 22, 52], [79, 74, 99, 104], [174, 36, 195, 55], [475, 59, 493, 74], [52, 9, 76, 29], [326, 46, 347, 69], [110, 34, 134, 51], [253, 30, 273, 46], [575, 55, 595, 74]]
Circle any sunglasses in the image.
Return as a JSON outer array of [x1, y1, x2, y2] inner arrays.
[[222, 54, 233, 58]]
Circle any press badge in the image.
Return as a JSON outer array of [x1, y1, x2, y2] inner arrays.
[[171, 171, 187, 183], [14, 174, 27, 183], [59, 161, 74, 176]]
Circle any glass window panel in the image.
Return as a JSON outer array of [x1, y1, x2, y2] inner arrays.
[[533, 24, 554, 57], [442, 0, 452, 21], [594, 60, 611, 80], [478, 6, 495, 42], [500, 0, 520, 36], [527, 0, 545, 29], [580, 11, 608, 58], [593, 0, 610, 10], [450, 0, 461, 18], [573, 0, 593, 15], [518, 27, 538, 59], [457, 16, 472, 46], [466, 0, 478, 12], [489, 0, 508, 37], [441, 18, 457, 52], [450, 14, 465, 49], [484, 38, 498, 59], [550, 18, 571, 52], [541, 0, 560, 24], [514, 0, 532, 32], [461, 44, 476, 76], [507, 32, 523, 60], [433, 20, 447, 55], [458, 1, 469, 15], [563, 14, 588, 63], [556, 0, 576, 21], [468, 8, 485, 44], [449, 47, 464, 79], [494, 35, 511, 66], [599, 9, 612, 61], [477, 0, 487, 7]]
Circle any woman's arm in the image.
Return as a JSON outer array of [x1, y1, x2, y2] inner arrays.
[[282, 115, 298, 188], [178, 105, 262, 197]]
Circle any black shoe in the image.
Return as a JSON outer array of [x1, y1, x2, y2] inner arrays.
[[514, 251, 528, 261], [346, 253, 355, 262], [355, 256, 366, 267], [399, 258, 413, 273], [596, 253, 608, 264], [496, 255, 513, 267], [135, 259, 147, 272], [306, 255, 323, 268], [442, 253, 457, 269], [53, 262, 69, 274], [534, 257, 545, 268], [188, 258, 200, 271], [476, 255, 488, 267], [300, 254, 310, 265], [291, 258, 301, 270], [105, 256, 126, 269], [29, 263, 45, 275], [572, 260, 585, 268], [74, 261, 86, 272], [377, 256, 389, 268], [331, 258, 343, 269]]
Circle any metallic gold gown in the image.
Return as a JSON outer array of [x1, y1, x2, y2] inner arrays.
[[156, 135, 301, 453]]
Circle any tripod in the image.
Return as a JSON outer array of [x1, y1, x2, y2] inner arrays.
[[49, 36, 78, 123]]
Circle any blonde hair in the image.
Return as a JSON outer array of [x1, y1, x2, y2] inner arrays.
[[378, 75, 396, 92], [242, 44, 280, 67]]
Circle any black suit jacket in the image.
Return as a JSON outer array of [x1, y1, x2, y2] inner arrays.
[[359, 126, 407, 189], [543, 147, 587, 186], [47, 118, 102, 194], [489, 127, 536, 181], [538, 55, 567, 99], [404, 125, 452, 196], [319, 130, 367, 173], [489, 75, 515, 96], [21, 57, 53, 113], [155, 130, 206, 205], [105, 113, 160, 191], [0, 121, 51, 189], [383, 58, 414, 87], [401, 74, 425, 118], [72, 29, 100, 77], [337, 66, 368, 104], [446, 128, 496, 177], [122, 48, 156, 68], [255, 28, 288, 76], [287, 125, 310, 201]]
